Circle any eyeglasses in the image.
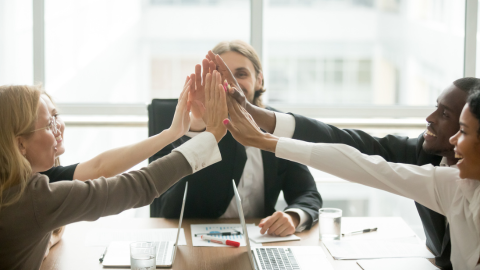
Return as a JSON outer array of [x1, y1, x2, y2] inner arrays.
[[31, 116, 60, 134]]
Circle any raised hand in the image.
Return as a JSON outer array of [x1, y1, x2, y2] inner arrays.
[[166, 76, 192, 140], [204, 70, 228, 142], [206, 51, 248, 108], [189, 60, 218, 131], [224, 96, 279, 152]]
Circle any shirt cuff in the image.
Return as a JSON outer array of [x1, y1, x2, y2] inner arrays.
[[185, 131, 202, 138], [275, 138, 312, 167], [285, 208, 311, 232], [272, 112, 296, 138], [173, 132, 221, 173]]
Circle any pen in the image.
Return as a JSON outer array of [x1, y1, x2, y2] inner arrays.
[[194, 231, 242, 237], [342, 227, 378, 237], [201, 235, 240, 247], [99, 246, 108, 263]]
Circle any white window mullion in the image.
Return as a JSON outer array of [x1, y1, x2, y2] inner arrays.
[[464, 0, 478, 77], [33, 0, 45, 85]]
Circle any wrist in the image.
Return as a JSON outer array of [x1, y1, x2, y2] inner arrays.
[[206, 127, 226, 143], [190, 117, 206, 132], [286, 212, 300, 228], [253, 133, 279, 153]]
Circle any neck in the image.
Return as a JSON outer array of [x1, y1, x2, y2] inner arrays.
[[446, 157, 459, 166]]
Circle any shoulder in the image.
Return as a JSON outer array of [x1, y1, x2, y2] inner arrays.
[[40, 164, 79, 182]]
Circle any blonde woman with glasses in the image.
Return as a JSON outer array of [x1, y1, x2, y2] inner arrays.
[[0, 70, 228, 270]]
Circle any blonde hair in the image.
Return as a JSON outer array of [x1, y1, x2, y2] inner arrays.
[[0, 85, 41, 209], [212, 40, 266, 108], [40, 90, 61, 167]]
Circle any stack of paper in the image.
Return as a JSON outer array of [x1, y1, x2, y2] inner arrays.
[[323, 236, 434, 260], [247, 226, 300, 243], [357, 258, 439, 270], [191, 224, 256, 247]]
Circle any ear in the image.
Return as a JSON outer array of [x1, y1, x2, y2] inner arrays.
[[255, 72, 264, 90], [16, 136, 27, 157]]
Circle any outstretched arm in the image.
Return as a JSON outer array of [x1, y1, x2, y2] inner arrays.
[[73, 77, 193, 181], [224, 98, 457, 215]]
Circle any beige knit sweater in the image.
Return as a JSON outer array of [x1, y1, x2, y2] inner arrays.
[[0, 152, 191, 270]]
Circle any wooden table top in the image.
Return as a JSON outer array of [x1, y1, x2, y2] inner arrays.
[[39, 217, 434, 270]]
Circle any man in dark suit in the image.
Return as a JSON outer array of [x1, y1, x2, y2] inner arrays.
[[150, 40, 322, 237], [221, 69, 479, 269]]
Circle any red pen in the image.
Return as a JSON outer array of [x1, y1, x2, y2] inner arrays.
[[201, 235, 240, 247]]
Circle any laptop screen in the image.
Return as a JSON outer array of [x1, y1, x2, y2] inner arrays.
[[171, 181, 188, 262], [232, 180, 257, 270]]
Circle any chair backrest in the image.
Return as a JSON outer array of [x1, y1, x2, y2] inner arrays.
[[147, 99, 178, 164]]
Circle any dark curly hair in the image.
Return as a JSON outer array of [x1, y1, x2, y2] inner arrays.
[[467, 90, 480, 135]]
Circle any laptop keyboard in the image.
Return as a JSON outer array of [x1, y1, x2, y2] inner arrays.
[[156, 241, 169, 264], [255, 247, 301, 270]]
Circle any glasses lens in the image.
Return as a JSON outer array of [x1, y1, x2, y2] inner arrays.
[[52, 117, 58, 134]]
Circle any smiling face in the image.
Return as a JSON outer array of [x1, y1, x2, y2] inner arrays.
[[449, 104, 480, 180], [423, 85, 468, 163], [18, 99, 58, 173], [219, 51, 263, 104], [41, 94, 65, 156]]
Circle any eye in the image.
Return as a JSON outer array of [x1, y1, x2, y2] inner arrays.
[[442, 109, 449, 118], [460, 129, 466, 134]]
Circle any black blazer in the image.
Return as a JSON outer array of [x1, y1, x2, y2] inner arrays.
[[291, 113, 451, 269], [149, 110, 323, 231]]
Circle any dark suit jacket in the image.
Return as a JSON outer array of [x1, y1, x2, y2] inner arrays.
[[149, 110, 322, 231], [291, 113, 451, 269]]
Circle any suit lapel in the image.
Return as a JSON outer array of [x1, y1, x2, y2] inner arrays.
[[261, 150, 277, 215]]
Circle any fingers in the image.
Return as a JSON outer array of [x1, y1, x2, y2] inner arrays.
[[201, 60, 209, 85], [205, 73, 212, 103], [207, 51, 217, 64], [259, 213, 281, 234], [209, 60, 217, 74], [195, 64, 202, 89]]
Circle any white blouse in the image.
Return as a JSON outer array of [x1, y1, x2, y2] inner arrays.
[[275, 137, 480, 270]]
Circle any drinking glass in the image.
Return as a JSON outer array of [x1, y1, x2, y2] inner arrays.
[[130, 242, 156, 270], [319, 208, 342, 240]]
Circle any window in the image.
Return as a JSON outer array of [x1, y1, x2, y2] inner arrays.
[[265, 0, 464, 106], [44, 0, 250, 103], [0, 0, 33, 85]]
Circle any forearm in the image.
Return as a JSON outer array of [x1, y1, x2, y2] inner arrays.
[[74, 129, 178, 180], [246, 103, 277, 134]]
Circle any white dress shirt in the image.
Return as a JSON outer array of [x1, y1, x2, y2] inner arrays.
[[173, 132, 222, 173], [275, 137, 480, 270], [186, 131, 310, 232]]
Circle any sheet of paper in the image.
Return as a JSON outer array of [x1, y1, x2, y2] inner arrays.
[[357, 258, 439, 270], [84, 228, 186, 246], [247, 226, 300, 243], [191, 224, 255, 247], [341, 217, 416, 241], [323, 236, 434, 260]]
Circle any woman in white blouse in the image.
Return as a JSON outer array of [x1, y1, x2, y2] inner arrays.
[[222, 90, 480, 270]]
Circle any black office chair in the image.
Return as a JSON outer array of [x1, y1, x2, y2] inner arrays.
[[148, 99, 180, 217], [147, 99, 178, 164]]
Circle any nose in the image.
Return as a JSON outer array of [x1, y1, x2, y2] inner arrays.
[[425, 110, 436, 125], [449, 130, 460, 146]]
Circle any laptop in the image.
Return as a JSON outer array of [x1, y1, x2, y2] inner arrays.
[[232, 180, 302, 270], [102, 182, 188, 268]]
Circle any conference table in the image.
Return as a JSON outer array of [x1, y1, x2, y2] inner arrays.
[[40, 217, 436, 270]]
